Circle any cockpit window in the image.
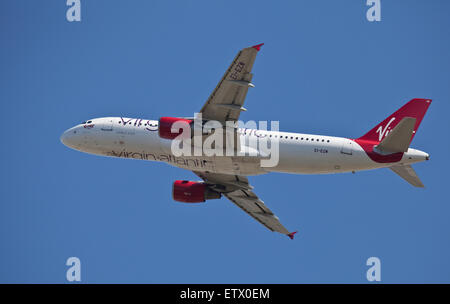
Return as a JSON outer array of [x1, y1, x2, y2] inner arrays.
[[87, 120, 92, 124]]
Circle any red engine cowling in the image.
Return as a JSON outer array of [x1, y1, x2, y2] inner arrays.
[[159, 117, 192, 140], [172, 180, 221, 203]]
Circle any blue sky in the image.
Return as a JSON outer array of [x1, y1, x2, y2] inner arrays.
[[1, 0, 449, 283]]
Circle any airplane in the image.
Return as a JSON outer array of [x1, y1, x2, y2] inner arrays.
[[61, 43, 431, 239]]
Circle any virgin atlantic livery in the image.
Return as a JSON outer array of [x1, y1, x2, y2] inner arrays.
[[61, 44, 431, 239]]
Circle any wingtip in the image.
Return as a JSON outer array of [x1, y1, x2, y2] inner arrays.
[[287, 231, 298, 240], [251, 43, 264, 51]]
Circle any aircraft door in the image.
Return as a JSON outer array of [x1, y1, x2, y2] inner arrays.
[[341, 139, 353, 155], [101, 118, 114, 131]]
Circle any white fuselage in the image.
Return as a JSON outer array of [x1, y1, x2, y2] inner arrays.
[[60, 117, 429, 176]]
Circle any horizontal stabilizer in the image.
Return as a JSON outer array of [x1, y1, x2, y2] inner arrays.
[[390, 165, 424, 188], [375, 117, 416, 153]]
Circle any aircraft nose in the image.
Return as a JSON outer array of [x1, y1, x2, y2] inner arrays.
[[60, 129, 72, 147], [60, 127, 80, 148]]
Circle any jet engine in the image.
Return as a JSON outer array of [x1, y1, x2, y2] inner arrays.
[[172, 180, 221, 203], [158, 117, 192, 140]]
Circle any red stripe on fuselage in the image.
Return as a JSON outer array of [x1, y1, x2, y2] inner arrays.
[[352, 138, 403, 163]]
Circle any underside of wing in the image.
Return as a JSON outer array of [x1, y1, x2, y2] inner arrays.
[[199, 44, 263, 122], [193, 171, 296, 239]]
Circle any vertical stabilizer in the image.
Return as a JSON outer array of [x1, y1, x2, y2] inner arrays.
[[358, 98, 431, 144]]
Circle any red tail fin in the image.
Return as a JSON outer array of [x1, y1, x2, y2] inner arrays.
[[358, 98, 432, 143]]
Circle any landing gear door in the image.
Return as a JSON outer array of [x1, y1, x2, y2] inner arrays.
[[341, 139, 353, 155]]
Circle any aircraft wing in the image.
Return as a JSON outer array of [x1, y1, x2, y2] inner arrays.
[[199, 44, 263, 122], [193, 171, 296, 239]]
